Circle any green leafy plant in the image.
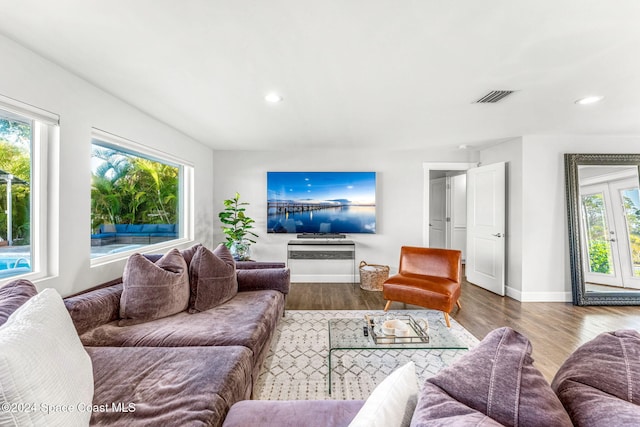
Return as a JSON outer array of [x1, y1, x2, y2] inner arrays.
[[588, 240, 612, 274], [219, 192, 258, 249]]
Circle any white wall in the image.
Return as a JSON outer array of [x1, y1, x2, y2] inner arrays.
[[481, 134, 640, 302], [213, 148, 478, 281], [0, 35, 215, 296], [518, 135, 640, 301]]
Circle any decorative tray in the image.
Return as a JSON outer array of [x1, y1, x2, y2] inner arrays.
[[365, 314, 430, 344]]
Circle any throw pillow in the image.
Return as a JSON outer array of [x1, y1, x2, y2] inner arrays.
[[181, 243, 203, 268], [0, 279, 38, 326], [551, 329, 640, 427], [188, 244, 238, 313], [349, 361, 418, 427], [410, 327, 572, 427], [143, 243, 202, 268], [119, 248, 189, 326], [0, 288, 94, 426]]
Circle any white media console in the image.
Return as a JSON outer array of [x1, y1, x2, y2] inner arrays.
[[286, 239, 356, 283]]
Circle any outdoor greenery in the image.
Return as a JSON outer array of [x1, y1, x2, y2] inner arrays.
[[0, 117, 31, 245], [623, 192, 640, 277], [582, 194, 612, 274], [582, 192, 640, 276], [91, 144, 179, 231]]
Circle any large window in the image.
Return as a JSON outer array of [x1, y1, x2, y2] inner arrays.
[[91, 131, 188, 259], [0, 96, 56, 283], [0, 111, 32, 279]]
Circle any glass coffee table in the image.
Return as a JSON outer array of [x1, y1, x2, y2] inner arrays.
[[327, 315, 469, 394]]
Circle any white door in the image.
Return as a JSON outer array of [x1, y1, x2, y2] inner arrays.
[[449, 174, 467, 261], [466, 162, 506, 295], [429, 177, 446, 248]]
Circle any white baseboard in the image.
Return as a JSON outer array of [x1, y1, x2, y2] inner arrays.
[[506, 286, 572, 302]]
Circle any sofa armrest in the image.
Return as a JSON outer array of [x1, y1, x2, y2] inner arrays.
[[223, 400, 365, 427], [236, 261, 286, 269], [64, 281, 123, 335], [237, 268, 290, 295]]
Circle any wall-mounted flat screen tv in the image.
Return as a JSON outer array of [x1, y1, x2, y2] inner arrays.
[[267, 171, 376, 234]]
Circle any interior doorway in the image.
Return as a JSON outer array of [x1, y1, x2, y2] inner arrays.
[[423, 162, 476, 262], [428, 171, 467, 261]]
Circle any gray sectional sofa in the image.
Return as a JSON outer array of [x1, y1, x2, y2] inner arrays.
[[222, 327, 640, 427], [0, 245, 290, 427], [3, 249, 640, 426]]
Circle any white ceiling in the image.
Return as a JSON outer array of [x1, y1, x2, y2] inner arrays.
[[1, 1, 640, 151]]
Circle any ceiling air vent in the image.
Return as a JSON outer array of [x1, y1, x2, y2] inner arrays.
[[474, 90, 515, 103]]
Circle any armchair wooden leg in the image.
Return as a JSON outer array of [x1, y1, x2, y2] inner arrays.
[[456, 300, 462, 310], [443, 312, 451, 328], [384, 300, 392, 311]]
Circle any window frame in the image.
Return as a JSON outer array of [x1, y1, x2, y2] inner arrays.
[[89, 128, 194, 267], [0, 94, 58, 285]]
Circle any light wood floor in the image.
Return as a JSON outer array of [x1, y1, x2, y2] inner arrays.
[[286, 280, 640, 381]]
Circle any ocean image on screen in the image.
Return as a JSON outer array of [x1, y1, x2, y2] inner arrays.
[[267, 172, 376, 234]]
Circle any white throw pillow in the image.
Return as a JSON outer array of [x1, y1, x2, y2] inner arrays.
[[349, 361, 419, 427], [0, 288, 94, 426]]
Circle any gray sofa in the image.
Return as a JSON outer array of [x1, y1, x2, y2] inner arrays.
[[90, 223, 178, 246], [0, 250, 290, 427], [223, 327, 640, 427]]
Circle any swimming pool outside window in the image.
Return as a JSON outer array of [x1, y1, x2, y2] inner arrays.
[[0, 110, 32, 279]]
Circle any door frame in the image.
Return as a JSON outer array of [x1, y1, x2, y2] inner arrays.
[[423, 162, 477, 247]]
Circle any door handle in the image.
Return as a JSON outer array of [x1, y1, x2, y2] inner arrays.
[[609, 238, 616, 242], [492, 233, 503, 238]]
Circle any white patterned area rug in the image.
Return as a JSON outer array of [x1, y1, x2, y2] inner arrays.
[[254, 310, 479, 401]]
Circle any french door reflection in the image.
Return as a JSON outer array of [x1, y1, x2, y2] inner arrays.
[[581, 178, 640, 290]]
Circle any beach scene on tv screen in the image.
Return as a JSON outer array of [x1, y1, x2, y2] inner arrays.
[[267, 172, 376, 234]]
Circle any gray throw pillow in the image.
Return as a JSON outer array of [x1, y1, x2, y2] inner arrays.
[[410, 327, 572, 427], [181, 243, 202, 268], [119, 248, 189, 326], [188, 244, 237, 313], [0, 279, 38, 326]]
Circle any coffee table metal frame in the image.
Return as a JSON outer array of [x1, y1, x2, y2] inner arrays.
[[327, 316, 469, 395]]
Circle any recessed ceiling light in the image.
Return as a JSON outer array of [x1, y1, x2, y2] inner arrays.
[[458, 144, 469, 150], [265, 93, 283, 103], [575, 96, 604, 105]]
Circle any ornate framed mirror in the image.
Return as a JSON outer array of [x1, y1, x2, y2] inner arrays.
[[565, 153, 640, 305]]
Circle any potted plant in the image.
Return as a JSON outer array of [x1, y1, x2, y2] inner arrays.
[[218, 192, 258, 260]]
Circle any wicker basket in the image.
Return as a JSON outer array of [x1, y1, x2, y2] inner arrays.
[[359, 261, 390, 291]]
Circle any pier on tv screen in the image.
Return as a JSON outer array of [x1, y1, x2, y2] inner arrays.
[[267, 171, 376, 234]]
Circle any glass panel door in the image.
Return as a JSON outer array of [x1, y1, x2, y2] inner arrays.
[[581, 192, 616, 276], [621, 188, 640, 278], [580, 183, 623, 287]]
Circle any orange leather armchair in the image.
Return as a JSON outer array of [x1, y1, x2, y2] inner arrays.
[[383, 246, 462, 327]]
